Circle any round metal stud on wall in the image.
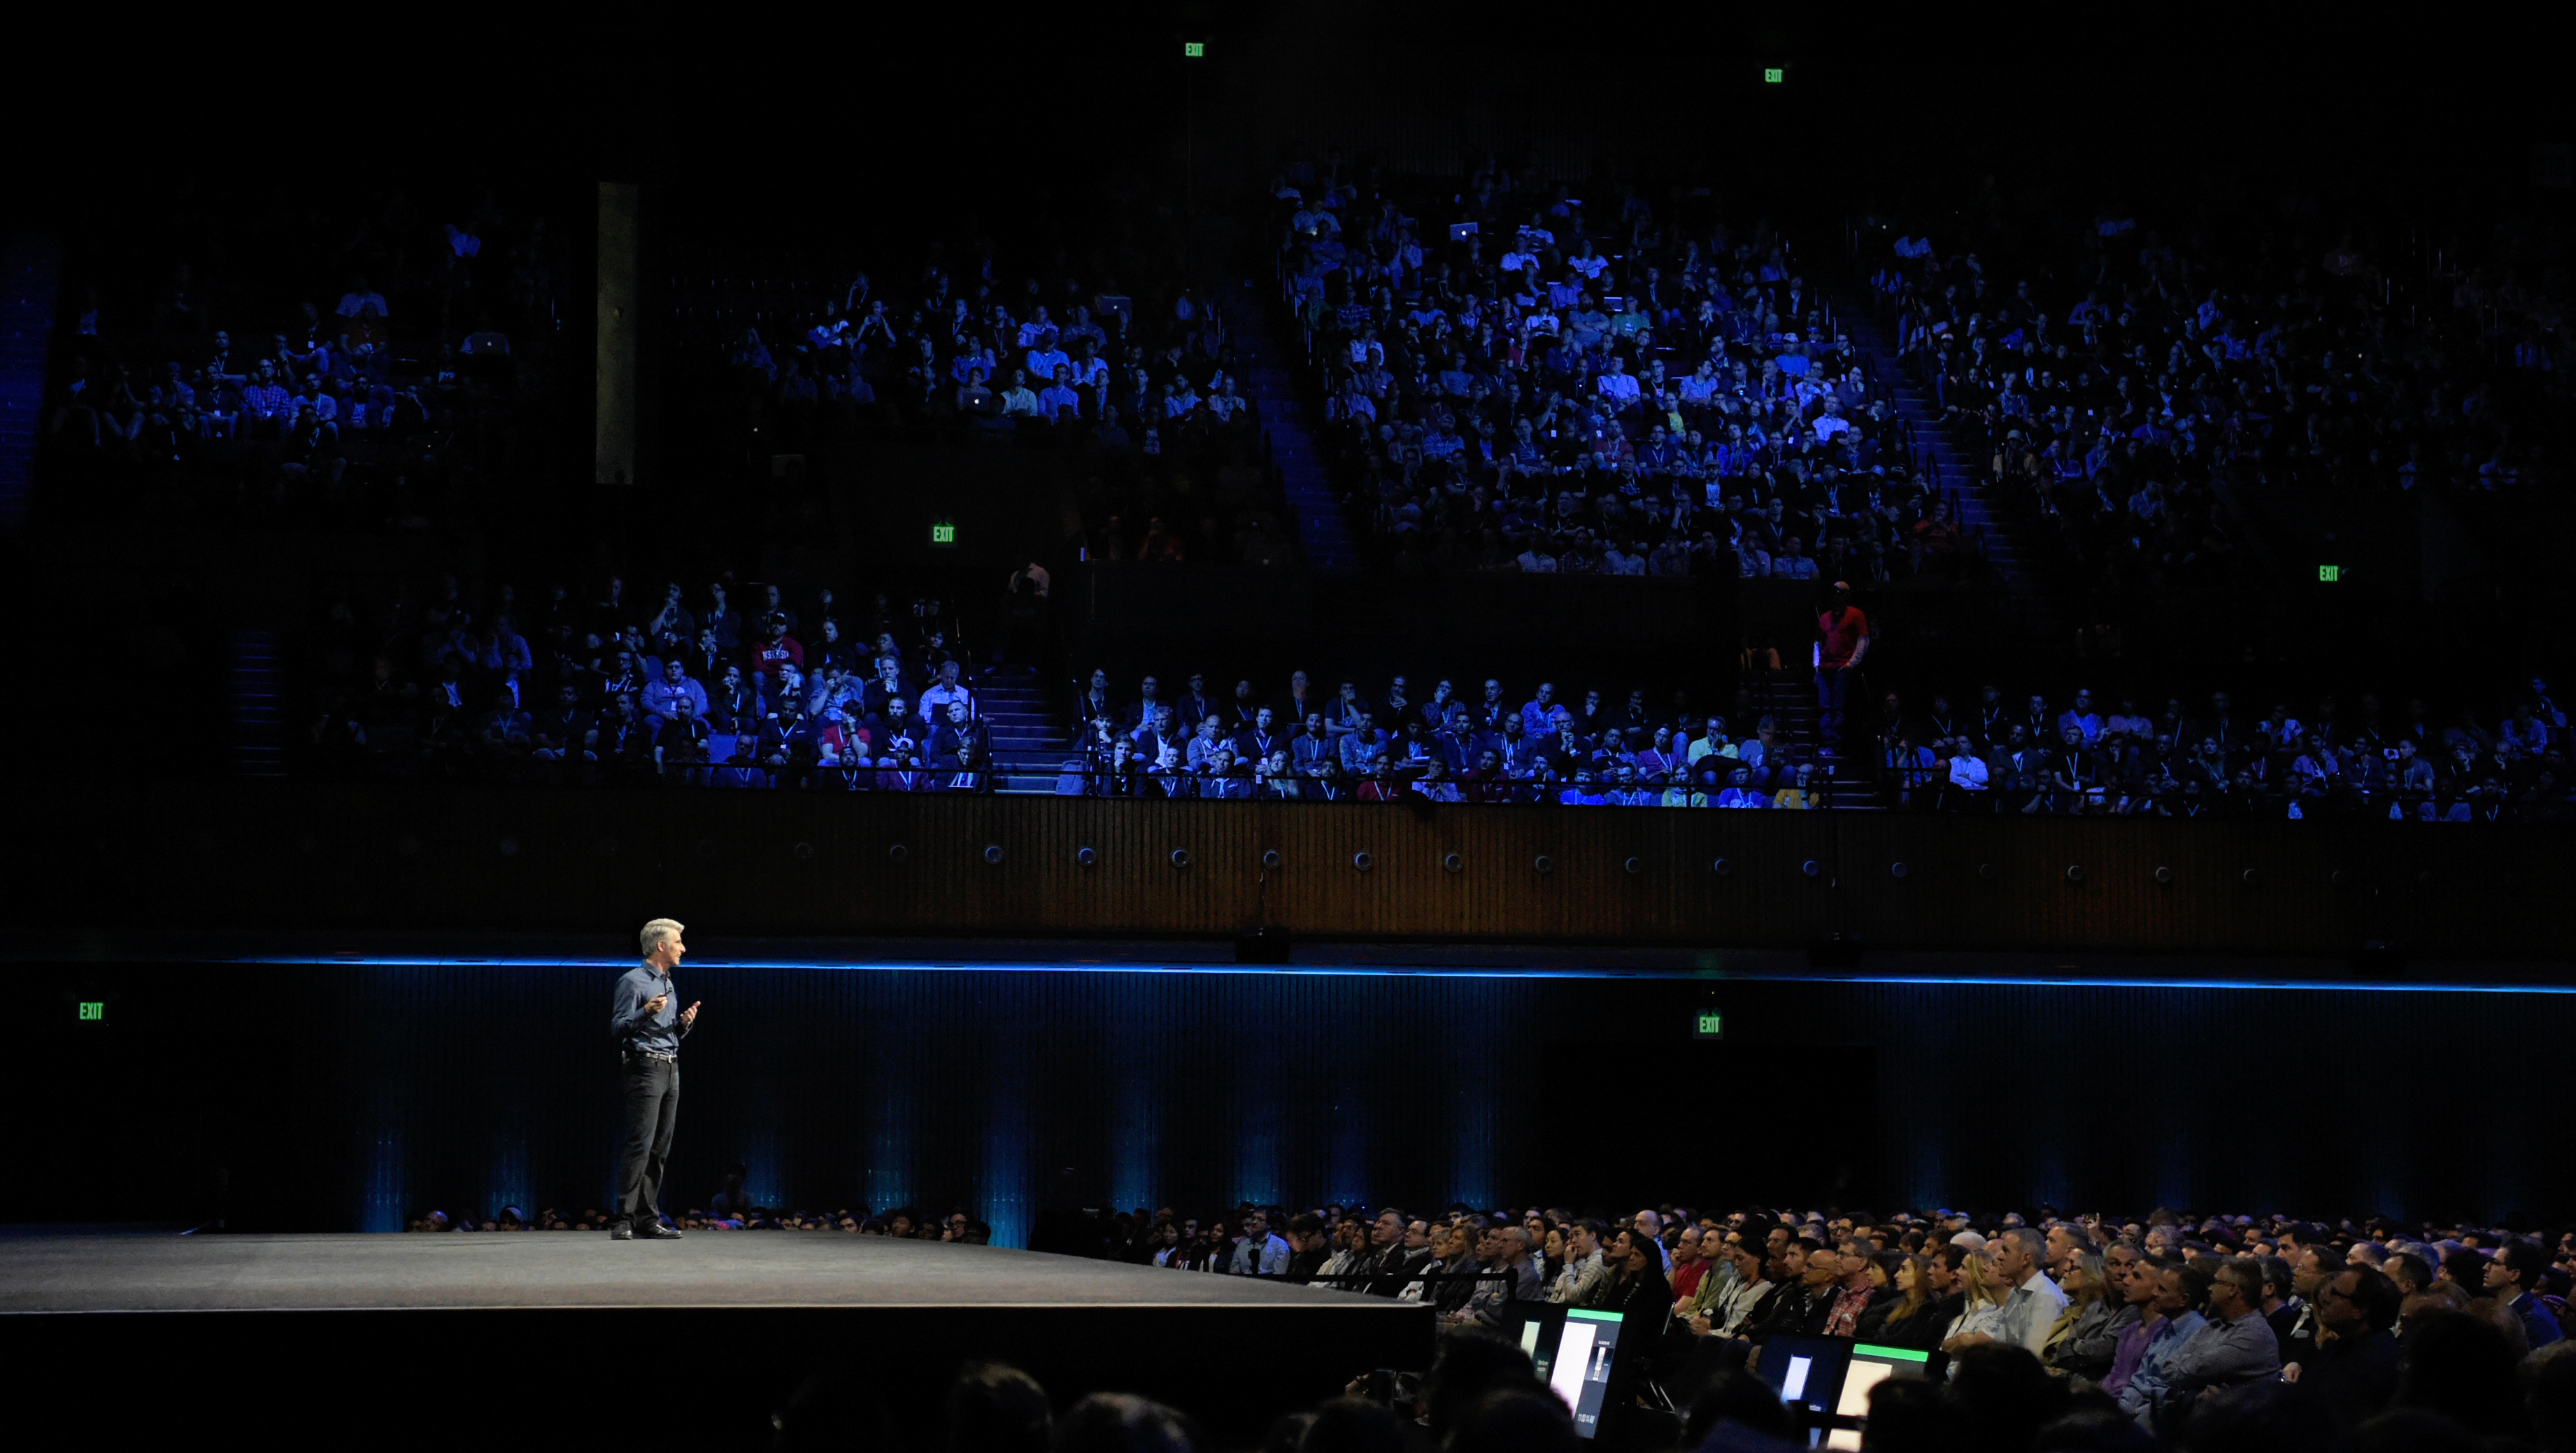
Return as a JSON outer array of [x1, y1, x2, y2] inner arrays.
[[2154, 865, 2174, 885], [498, 837, 520, 857], [1076, 846, 1098, 867], [1352, 851, 1374, 872], [695, 839, 718, 860], [1977, 863, 1997, 881], [1625, 857, 1644, 877], [1801, 860, 1821, 878], [1888, 861, 1908, 879], [1712, 858, 1732, 877], [1261, 850, 1281, 870], [2065, 864, 2086, 884], [1442, 853, 1463, 873], [983, 844, 1004, 865], [1533, 855, 1555, 875], [2241, 867, 2261, 887], [1169, 849, 1191, 869], [793, 842, 815, 860], [888, 844, 909, 863]]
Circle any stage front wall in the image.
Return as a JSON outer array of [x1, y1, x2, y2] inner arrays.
[[17, 961, 2573, 1237]]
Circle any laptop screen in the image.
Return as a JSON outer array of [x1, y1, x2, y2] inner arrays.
[[1839, 1342, 1935, 1417], [1501, 1304, 1626, 1440], [1758, 1335, 1852, 1417], [1551, 1309, 1625, 1439]]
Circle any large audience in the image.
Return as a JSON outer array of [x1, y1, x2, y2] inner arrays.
[[1066, 660, 2573, 820], [704, 223, 1296, 568], [1870, 204, 2571, 597], [1273, 156, 1984, 584], [1867, 676, 2573, 821], [48, 173, 2575, 828], [1067, 665, 1830, 807], [304, 576, 1011, 789], [297, 557, 2575, 820], [410, 1190, 2576, 1450], [44, 187, 564, 519]]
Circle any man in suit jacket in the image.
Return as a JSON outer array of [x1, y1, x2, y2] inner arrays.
[[1232, 707, 1283, 769]]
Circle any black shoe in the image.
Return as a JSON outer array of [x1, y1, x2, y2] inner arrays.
[[642, 1223, 683, 1240], [609, 1224, 634, 1241]]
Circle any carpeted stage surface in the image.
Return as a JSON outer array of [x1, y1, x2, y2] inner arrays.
[[0, 1228, 1430, 1445], [0, 1226, 1372, 1312]]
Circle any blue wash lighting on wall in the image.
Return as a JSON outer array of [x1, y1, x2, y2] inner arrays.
[[362, 1130, 407, 1233], [229, 955, 2576, 998], [1108, 979, 1163, 1210], [487, 1134, 529, 1224], [981, 1019, 1033, 1249], [163, 953, 2576, 1233], [867, 1019, 914, 1214]]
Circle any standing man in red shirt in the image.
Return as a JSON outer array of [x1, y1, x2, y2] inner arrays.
[[1816, 581, 1870, 746]]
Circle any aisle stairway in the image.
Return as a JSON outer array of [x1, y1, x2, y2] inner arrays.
[[1835, 292, 2054, 635], [1737, 669, 1885, 809], [975, 667, 1080, 795], [1227, 283, 1355, 572], [229, 630, 287, 778]]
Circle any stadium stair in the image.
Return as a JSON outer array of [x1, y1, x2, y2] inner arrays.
[[1229, 283, 1355, 572], [1835, 294, 2055, 637], [1736, 668, 1884, 809], [0, 232, 61, 537], [229, 630, 287, 779], [976, 667, 1080, 795]]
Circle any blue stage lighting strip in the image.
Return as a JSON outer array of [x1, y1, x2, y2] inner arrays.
[[220, 956, 2576, 995]]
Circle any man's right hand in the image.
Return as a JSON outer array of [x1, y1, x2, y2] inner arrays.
[[643, 994, 669, 1016]]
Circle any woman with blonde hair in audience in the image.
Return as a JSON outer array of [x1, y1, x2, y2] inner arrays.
[[1943, 1247, 2009, 1352], [2044, 1252, 2123, 1378]]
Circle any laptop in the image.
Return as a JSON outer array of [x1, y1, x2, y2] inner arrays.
[[1758, 1336, 1943, 1449], [1500, 1303, 1629, 1439]]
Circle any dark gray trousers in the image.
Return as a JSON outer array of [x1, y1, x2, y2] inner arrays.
[[613, 1055, 679, 1227]]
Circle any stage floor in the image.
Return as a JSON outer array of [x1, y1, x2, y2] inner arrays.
[[0, 1226, 1372, 1314], [1, 1227, 1430, 1443]]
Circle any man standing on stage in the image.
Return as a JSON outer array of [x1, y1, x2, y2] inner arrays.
[[610, 917, 699, 1240]]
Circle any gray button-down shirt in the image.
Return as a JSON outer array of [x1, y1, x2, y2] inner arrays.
[[1993, 1270, 2071, 1354], [2165, 1307, 2282, 1400]]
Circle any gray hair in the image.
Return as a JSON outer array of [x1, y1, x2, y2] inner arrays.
[[639, 918, 685, 956]]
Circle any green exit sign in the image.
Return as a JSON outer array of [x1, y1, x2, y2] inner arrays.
[[2318, 565, 2341, 582], [79, 1002, 104, 1021], [1763, 67, 1784, 83], [1183, 41, 1205, 58], [1694, 1010, 1724, 1040], [930, 520, 957, 546]]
